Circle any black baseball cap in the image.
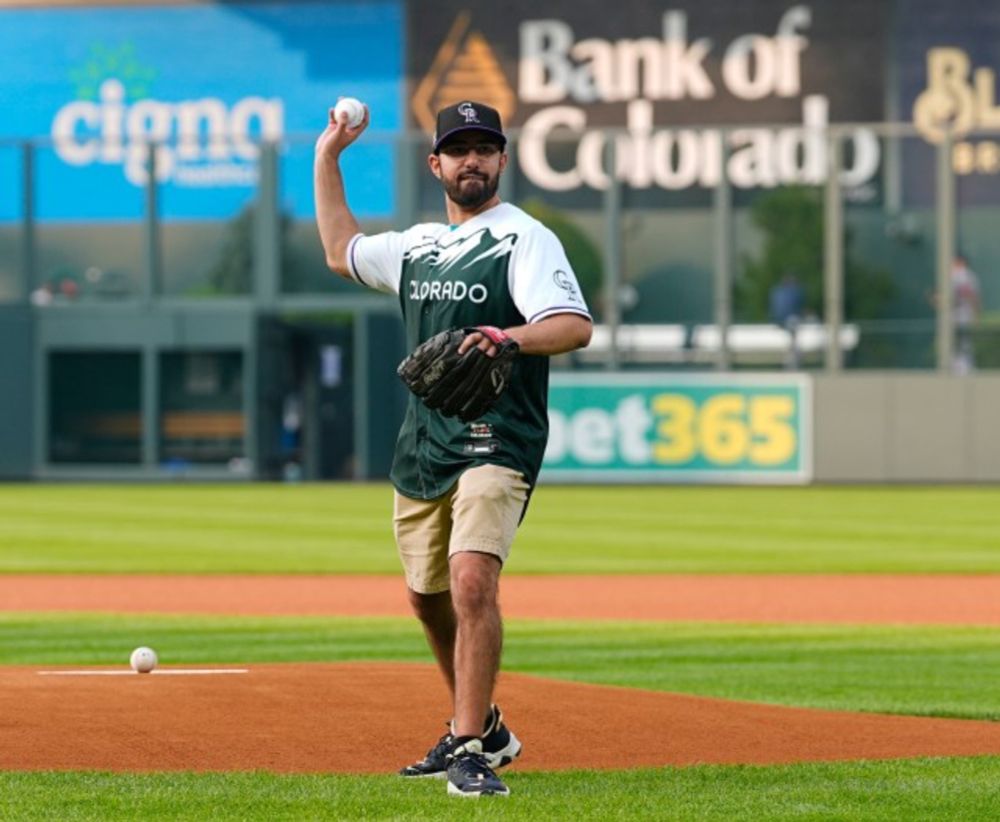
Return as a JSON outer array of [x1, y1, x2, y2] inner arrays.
[[432, 101, 506, 153]]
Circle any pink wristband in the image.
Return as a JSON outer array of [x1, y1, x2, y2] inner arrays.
[[475, 325, 509, 344]]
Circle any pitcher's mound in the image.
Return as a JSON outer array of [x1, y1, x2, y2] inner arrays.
[[1, 662, 998, 773]]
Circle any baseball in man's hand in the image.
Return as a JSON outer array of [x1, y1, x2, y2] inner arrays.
[[334, 97, 366, 128]]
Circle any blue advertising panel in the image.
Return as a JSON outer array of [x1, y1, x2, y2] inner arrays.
[[0, 1, 401, 220]]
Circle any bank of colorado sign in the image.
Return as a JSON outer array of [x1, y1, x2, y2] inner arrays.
[[517, 8, 880, 193], [409, 2, 888, 197]]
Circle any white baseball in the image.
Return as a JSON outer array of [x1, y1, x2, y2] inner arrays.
[[130, 646, 158, 674], [334, 97, 365, 129]]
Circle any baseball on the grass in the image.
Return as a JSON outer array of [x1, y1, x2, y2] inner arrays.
[[334, 97, 365, 128], [130, 646, 158, 673]]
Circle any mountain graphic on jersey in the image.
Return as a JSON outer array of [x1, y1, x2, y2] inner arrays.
[[404, 227, 517, 275]]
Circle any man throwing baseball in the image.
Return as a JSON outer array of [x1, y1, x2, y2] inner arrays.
[[314, 99, 592, 798]]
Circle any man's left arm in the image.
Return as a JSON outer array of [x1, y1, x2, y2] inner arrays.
[[460, 313, 592, 357], [507, 313, 593, 355]]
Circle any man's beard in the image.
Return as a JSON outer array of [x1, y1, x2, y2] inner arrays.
[[442, 170, 499, 209]]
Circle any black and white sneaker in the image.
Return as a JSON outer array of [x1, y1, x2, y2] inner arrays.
[[446, 737, 510, 798], [479, 704, 522, 769], [399, 704, 521, 778], [398, 725, 453, 778]]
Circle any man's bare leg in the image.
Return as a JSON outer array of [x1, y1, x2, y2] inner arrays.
[[408, 589, 457, 696], [448, 551, 502, 738]]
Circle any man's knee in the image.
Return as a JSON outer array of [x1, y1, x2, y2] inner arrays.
[[449, 553, 500, 614], [408, 589, 453, 624]]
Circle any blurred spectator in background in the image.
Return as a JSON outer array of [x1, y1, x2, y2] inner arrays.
[[30, 281, 55, 306], [770, 272, 805, 328], [769, 272, 805, 369], [951, 254, 981, 374], [58, 277, 80, 301], [280, 391, 303, 482]]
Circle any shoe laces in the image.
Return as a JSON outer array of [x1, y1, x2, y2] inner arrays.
[[449, 747, 496, 780], [426, 730, 454, 760]]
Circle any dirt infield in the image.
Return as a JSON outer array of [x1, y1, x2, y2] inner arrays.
[[2, 662, 999, 773], [2, 573, 999, 623], [3, 574, 998, 774]]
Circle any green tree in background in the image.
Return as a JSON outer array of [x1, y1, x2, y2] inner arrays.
[[737, 186, 894, 322], [206, 206, 262, 295], [206, 207, 318, 295], [521, 198, 603, 312]]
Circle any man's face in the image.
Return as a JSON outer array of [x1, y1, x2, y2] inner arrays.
[[430, 133, 506, 209]]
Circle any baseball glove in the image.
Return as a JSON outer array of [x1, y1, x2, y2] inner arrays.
[[397, 326, 519, 422]]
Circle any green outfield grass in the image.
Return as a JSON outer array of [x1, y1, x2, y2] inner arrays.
[[1, 758, 999, 821], [2, 614, 998, 719], [0, 484, 998, 573]]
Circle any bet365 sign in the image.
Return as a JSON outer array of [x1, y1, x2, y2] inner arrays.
[[542, 374, 811, 483]]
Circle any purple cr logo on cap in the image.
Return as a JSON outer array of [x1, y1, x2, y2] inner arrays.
[[457, 102, 479, 123]]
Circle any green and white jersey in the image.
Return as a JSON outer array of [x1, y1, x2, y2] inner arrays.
[[346, 202, 591, 500]]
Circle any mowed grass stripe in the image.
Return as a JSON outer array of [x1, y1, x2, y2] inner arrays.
[[1, 758, 999, 821], [2, 614, 997, 719], [0, 485, 398, 573], [1, 485, 999, 573]]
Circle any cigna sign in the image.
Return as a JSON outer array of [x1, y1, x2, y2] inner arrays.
[[0, 2, 402, 220], [513, 6, 880, 192], [52, 78, 283, 187]]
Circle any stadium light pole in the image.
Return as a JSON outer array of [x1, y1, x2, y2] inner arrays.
[[823, 130, 844, 372], [713, 135, 732, 371], [143, 144, 161, 304], [141, 343, 160, 471], [603, 134, 622, 370], [140, 145, 162, 472], [935, 131, 955, 372], [254, 141, 280, 305], [21, 142, 35, 304], [396, 131, 419, 231]]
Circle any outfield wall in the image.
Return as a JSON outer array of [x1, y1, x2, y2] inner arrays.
[[813, 373, 1000, 482]]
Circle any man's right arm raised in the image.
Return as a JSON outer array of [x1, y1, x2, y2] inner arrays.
[[314, 103, 369, 280]]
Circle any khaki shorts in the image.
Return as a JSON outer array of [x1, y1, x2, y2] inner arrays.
[[393, 464, 530, 594]]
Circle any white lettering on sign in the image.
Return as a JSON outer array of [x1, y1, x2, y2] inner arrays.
[[514, 7, 879, 193], [519, 95, 879, 192], [520, 7, 810, 105], [721, 6, 810, 100], [50, 78, 284, 186], [545, 391, 799, 470], [520, 13, 714, 104], [546, 395, 654, 465]]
